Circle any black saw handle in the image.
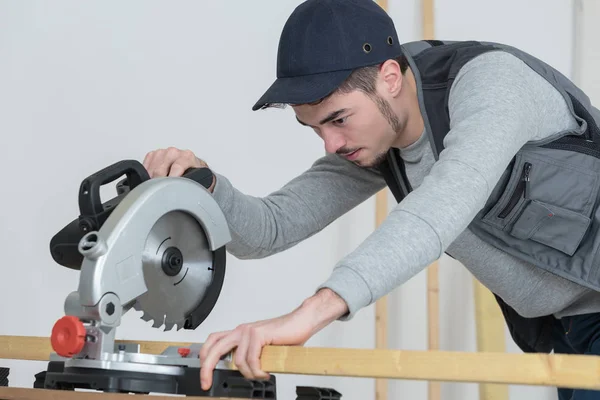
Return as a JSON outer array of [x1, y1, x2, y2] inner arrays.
[[51, 159, 214, 270], [116, 166, 213, 194], [181, 167, 214, 189], [79, 160, 149, 224]]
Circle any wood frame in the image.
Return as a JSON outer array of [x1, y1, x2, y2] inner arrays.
[[372, 1, 439, 400], [1, 335, 600, 392], [473, 280, 509, 400], [374, 7, 389, 400], [374, 187, 389, 400], [420, 2, 441, 399]]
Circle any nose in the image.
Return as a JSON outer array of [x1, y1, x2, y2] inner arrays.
[[322, 129, 346, 154]]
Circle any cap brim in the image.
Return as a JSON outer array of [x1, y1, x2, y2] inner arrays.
[[252, 69, 354, 111]]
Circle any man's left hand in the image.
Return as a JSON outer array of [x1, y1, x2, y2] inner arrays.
[[198, 288, 348, 390]]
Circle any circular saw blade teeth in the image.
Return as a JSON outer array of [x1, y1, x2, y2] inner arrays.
[[133, 210, 214, 331], [163, 322, 174, 331], [141, 312, 152, 322], [152, 317, 165, 329]]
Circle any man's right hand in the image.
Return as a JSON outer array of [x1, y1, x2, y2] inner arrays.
[[143, 147, 216, 192]]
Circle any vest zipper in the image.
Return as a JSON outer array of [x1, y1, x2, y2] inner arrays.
[[498, 162, 532, 219]]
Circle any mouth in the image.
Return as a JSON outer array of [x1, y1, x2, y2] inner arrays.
[[341, 148, 361, 161]]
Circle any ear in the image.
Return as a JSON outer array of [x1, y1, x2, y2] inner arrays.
[[379, 59, 403, 97]]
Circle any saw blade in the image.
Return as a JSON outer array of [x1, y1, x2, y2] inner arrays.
[[133, 210, 214, 330]]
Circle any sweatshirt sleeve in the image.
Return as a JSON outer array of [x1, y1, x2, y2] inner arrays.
[[318, 50, 573, 320], [210, 152, 386, 259]]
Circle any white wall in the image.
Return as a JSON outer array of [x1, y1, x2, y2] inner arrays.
[[0, 1, 378, 398], [573, 0, 600, 105], [0, 1, 584, 400]]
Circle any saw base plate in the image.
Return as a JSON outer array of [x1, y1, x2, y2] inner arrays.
[[35, 361, 277, 398]]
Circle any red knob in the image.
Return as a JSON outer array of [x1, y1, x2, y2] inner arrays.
[[50, 316, 86, 357], [178, 347, 191, 357]]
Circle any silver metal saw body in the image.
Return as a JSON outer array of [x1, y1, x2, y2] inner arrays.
[[48, 161, 231, 374]]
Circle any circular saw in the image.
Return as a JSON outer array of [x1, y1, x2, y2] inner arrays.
[[37, 160, 277, 398], [49, 159, 230, 332]]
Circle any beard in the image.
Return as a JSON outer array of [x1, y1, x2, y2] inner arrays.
[[346, 93, 404, 169], [372, 92, 403, 136], [363, 150, 389, 168], [348, 149, 388, 169]]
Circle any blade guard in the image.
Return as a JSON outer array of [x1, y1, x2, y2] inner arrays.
[[49, 161, 216, 270], [53, 160, 230, 331]]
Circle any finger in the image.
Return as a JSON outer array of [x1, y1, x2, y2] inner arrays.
[[168, 161, 187, 177], [146, 150, 165, 178], [200, 334, 238, 390], [233, 327, 252, 379], [142, 151, 154, 171], [153, 147, 181, 177], [199, 330, 230, 362], [200, 332, 240, 391], [247, 331, 270, 380], [153, 157, 176, 177]]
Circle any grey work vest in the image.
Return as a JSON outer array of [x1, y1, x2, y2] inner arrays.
[[378, 40, 600, 353]]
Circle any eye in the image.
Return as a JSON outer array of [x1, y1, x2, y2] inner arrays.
[[332, 117, 347, 126]]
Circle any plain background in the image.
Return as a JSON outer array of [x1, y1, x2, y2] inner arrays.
[[0, 1, 598, 399]]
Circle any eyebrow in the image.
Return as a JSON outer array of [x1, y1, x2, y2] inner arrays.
[[296, 108, 348, 127]]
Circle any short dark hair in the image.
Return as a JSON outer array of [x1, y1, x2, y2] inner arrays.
[[265, 54, 409, 109], [332, 54, 408, 98]]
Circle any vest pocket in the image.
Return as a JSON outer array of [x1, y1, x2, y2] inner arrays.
[[482, 148, 600, 256], [509, 199, 591, 256], [482, 155, 534, 229], [497, 162, 532, 219]]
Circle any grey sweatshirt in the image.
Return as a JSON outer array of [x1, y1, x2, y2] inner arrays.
[[211, 50, 600, 321]]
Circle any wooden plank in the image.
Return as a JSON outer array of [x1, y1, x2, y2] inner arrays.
[[474, 279, 509, 400], [0, 335, 194, 361], [255, 346, 600, 390], [0, 387, 244, 400], [2, 336, 600, 389]]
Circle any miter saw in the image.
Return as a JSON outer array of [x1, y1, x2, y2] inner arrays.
[[33, 159, 277, 398]]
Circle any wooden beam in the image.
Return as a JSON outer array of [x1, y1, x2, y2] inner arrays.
[[420, 0, 440, 399], [374, 189, 389, 400], [0, 335, 193, 361], [426, 263, 440, 400], [474, 280, 509, 400], [376, 0, 388, 10], [422, 0, 435, 40], [2, 336, 600, 390], [374, 0, 392, 393], [253, 346, 600, 390], [373, 0, 390, 396], [0, 387, 244, 400]]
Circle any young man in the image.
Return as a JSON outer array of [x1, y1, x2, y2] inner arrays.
[[143, 0, 600, 398]]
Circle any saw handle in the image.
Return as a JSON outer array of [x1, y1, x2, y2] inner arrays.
[[182, 167, 215, 190], [79, 160, 150, 218], [115, 167, 214, 193]]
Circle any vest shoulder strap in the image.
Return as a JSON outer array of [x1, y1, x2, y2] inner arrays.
[[379, 40, 600, 203]]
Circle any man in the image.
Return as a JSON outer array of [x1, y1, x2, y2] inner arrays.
[[143, 0, 600, 398]]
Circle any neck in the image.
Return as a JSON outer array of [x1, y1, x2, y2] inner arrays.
[[392, 67, 424, 149]]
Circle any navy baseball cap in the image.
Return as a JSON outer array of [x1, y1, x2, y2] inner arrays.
[[252, 0, 403, 111]]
